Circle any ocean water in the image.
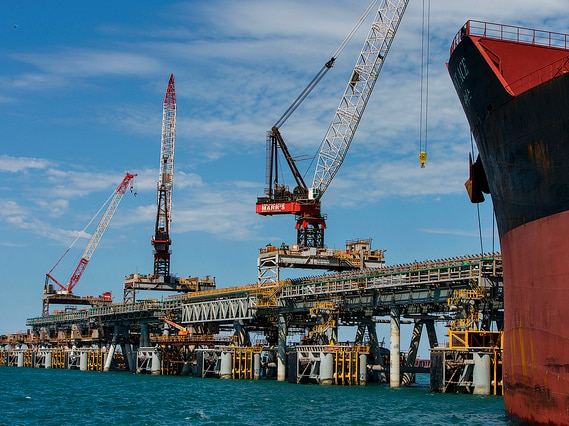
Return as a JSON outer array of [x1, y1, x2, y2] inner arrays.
[[0, 367, 510, 425]]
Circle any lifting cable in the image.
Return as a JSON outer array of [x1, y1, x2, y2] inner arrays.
[[46, 188, 115, 277], [418, 0, 431, 168], [274, 0, 378, 129]]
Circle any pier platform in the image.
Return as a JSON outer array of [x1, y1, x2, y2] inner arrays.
[[2, 253, 503, 392]]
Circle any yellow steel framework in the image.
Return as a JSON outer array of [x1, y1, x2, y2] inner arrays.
[[334, 346, 369, 385], [232, 347, 263, 380], [447, 329, 503, 395]]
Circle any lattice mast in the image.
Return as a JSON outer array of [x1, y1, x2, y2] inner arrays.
[[310, 0, 409, 199], [153, 74, 176, 278], [45, 172, 137, 293]]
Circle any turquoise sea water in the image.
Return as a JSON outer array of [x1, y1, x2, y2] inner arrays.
[[1, 367, 510, 425]]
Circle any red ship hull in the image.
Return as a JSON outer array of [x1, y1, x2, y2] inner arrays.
[[448, 21, 569, 424], [502, 210, 569, 424]]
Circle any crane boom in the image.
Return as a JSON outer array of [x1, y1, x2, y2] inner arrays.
[[273, 0, 378, 130], [310, 0, 409, 199], [159, 316, 189, 335], [256, 0, 408, 248], [160, 74, 176, 226], [153, 74, 177, 279], [46, 172, 137, 293]]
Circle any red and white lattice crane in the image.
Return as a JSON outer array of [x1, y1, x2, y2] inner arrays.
[[122, 74, 216, 302], [152, 74, 176, 279], [43, 172, 137, 313]]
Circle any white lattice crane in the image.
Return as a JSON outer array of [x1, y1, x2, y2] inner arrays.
[[256, 0, 409, 248]]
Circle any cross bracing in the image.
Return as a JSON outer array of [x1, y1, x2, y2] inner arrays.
[[27, 253, 502, 332]]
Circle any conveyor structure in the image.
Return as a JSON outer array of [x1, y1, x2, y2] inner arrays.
[[6, 253, 503, 390]]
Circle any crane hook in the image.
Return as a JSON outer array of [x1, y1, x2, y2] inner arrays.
[[419, 151, 427, 168]]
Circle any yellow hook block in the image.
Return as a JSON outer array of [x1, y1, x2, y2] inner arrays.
[[419, 151, 427, 168]]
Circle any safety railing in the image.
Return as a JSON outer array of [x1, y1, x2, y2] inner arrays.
[[450, 20, 569, 56]]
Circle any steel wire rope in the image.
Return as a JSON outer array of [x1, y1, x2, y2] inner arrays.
[[274, 0, 379, 186], [274, 0, 378, 130], [419, 0, 431, 167], [47, 186, 116, 278]]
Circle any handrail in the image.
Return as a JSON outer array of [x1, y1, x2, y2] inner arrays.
[[505, 55, 569, 95], [27, 253, 501, 327], [450, 20, 569, 56]]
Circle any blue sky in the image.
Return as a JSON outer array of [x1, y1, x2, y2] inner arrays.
[[1, 0, 566, 337]]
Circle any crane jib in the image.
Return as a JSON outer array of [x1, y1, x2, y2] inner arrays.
[[311, 0, 409, 197], [153, 74, 177, 279], [45, 172, 137, 294], [256, 0, 409, 249]]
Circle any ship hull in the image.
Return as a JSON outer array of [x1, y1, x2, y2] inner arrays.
[[448, 22, 569, 425], [502, 210, 569, 425]]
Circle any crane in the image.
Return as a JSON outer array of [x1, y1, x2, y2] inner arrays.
[[256, 0, 409, 248], [152, 74, 176, 280], [159, 316, 190, 336], [43, 172, 137, 314], [122, 75, 215, 303]]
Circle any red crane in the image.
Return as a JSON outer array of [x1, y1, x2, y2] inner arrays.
[[122, 74, 215, 303], [44, 172, 137, 304]]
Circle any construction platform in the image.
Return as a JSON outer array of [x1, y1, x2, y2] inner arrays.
[[2, 253, 503, 393], [122, 274, 216, 303], [257, 238, 386, 285]]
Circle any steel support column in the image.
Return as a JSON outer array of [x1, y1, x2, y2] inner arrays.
[[234, 320, 251, 347], [277, 314, 287, 381], [103, 326, 119, 372], [425, 319, 439, 348], [140, 323, 150, 348], [390, 306, 400, 388], [402, 319, 423, 385], [355, 319, 386, 382]]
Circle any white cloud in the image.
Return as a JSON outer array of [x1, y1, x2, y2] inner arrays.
[[0, 199, 83, 243], [9, 49, 162, 91], [0, 155, 50, 172], [35, 199, 69, 218], [3, 1, 565, 246]]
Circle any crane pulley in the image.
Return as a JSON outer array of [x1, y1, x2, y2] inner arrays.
[[45, 172, 138, 295], [256, 0, 409, 248]]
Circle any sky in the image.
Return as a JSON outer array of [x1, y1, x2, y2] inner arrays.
[[1, 0, 567, 340]]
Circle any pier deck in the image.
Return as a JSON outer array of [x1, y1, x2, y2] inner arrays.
[[3, 253, 503, 390]]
